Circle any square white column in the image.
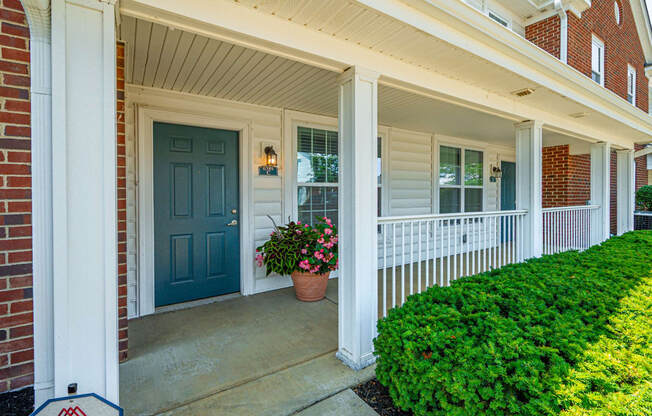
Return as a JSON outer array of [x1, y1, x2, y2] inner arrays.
[[51, 0, 118, 402], [616, 150, 635, 235], [515, 121, 543, 259], [590, 142, 611, 244], [336, 66, 379, 370]]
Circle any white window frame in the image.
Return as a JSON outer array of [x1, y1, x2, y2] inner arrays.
[[592, 35, 605, 86], [627, 64, 636, 106], [437, 143, 485, 214]]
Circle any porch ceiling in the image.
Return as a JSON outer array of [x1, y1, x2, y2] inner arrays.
[[119, 15, 613, 148]]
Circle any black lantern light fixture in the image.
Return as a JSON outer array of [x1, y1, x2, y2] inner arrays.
[[259, 145, 278, 176]]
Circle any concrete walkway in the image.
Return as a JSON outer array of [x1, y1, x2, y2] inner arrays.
[[120, 279, 375, 415], [294, 389, 378, 416]]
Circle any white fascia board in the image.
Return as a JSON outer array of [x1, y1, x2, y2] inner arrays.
[[634, 145, 652, 158], [120, 0, 649, 148], [366, 0, 652, 136], [631, 0, 652, 63]]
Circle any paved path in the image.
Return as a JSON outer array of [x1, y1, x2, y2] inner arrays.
[[294, 389, 378, 416]]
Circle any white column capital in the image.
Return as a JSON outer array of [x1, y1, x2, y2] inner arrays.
[[23, 1, 51, 43], [338, 66, 380, 84], [514, 120, 544, 131]]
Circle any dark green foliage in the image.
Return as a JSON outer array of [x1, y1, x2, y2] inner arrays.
[[636, 185, 652, 211], [374, 231, 652, 416]]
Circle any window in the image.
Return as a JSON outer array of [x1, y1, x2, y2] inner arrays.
[[591, 36, 605, 86], [297, 126, 338, 226], [488, 10, 510, 28], [627, 65, 636, 105], [439, 146, 484, 214], [614, 2, 621, 25]]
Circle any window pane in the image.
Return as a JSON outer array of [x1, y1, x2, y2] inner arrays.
[[439, 146, 461, 186], [377, 137, 382, 183], [440, 188, 461, 213], [464, 188, 483, 212], [464, 149, 483, 186], [298, 185, 338, 226], [297, 127, 338, 184]]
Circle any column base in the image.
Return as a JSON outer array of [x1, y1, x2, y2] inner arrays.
[[336, 350, 376, 371]]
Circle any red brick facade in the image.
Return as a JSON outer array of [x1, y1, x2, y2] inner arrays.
[[0, 0, 33, 393], [635, 144, 648, 191], [527, 0, 649, 112], [117, 42, 128, 362], [525, 15, 561, 59]]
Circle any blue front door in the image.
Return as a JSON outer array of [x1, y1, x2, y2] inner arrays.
[[154, 122, 240, 307], [501, 161, 516, 243]]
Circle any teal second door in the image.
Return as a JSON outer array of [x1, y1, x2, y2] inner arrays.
[[154, 122, 240, 307]]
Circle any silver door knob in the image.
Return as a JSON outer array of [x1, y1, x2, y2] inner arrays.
[[227, 219, 238, 226]]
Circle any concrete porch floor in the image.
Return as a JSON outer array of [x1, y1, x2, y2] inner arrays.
[[119, 279, 347, 415]]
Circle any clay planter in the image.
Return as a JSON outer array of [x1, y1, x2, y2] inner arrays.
[[291, 271, 330, 302]]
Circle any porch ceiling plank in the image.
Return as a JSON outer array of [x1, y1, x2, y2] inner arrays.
[[197, 43, 244, 96], [251, 61, 310, 106], [171, 35, 209, 91], [267, 66, 327, 107], [207, 47, 259, 97], [140, 23, 168, 88], [190, 41, 234, 95], [219, 51, 271, 99], [240, 60, 301, 103], [131, 18, 153, 86], [180, 38, 222, 94], [230, 56, 289, 102], [119, 14, 136, 84], [221, 53, 278, 101], [160, 31, 196, 91], [150, 24, 182, 89]]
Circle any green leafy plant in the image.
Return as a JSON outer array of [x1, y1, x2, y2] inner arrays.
[[636, 185, 652, 211], [256, 217, 338, 276], [373, 231, 652, 416]]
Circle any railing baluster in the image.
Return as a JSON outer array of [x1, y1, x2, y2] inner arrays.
[[418, 221, 422, 293], [425, 220, 429, 289], [382, 223, 387, 317], [401, 222, 405, 306], [410, 222, 414, 296], [392, 223, 396, 309]]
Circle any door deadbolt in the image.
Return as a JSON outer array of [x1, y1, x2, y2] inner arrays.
[[231, 209, 237, 214]]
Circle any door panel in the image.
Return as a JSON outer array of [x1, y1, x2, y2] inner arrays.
[[501, 161, 516, 211], [154, 122, 240, 307]]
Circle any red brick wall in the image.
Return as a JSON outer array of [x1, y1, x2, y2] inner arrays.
[[525, 15, 561, 58], [634, 144, 647, 192], [567, 0, 648, 112], [0, 0, 32, 393], [542, 145, 571, 208], [568, 153, 591, 206], [117, 42, 128, 362]]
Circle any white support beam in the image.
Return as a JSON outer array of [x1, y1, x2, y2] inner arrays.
[[23, 0, 54, 407], [515, 121, 543, 259], [337, 66, 379, 370], [51, 0, 118, 401], [633, 145, 652, 158], [616, 150, 635, 235], [590, 143, 611, 244]]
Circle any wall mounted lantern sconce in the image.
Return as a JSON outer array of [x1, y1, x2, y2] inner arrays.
[[259, 145, 278, 176], [489, 164, 502, 182]]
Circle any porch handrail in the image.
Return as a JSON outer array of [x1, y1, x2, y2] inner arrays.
[[634, 211, 652, 216], [542, 204, 599, 213], [378, 209, 528, 224]]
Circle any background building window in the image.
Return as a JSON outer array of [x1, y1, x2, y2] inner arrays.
[[439, 146, 484, 213], [591, 36, 605, 86], [297, 126, 338, 226], [627, 65, 636, 105]]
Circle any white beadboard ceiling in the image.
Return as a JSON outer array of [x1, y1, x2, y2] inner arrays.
[[119, 14, 585, 147]]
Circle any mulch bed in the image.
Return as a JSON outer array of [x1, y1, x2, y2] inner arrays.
[[0, 387, 34, 416], [353, 378, 412, 416]]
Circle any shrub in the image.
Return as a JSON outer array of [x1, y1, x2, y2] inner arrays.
[[636, 185, 652, 211], [374, 231, 652, 416]]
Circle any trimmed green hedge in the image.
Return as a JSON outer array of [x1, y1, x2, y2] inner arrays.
[[374, 231, 652, 416]]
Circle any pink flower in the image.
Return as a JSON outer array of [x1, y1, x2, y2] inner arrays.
[[297, 221, 301, 225], [299, 259, 311, 270], [297, 230, 302, 235], [301, 249, 308, 254], [317, 237, 325, 244], [324, 228, 333, 235], [325, 218, 332, 226], [255, 254, 264, 267]]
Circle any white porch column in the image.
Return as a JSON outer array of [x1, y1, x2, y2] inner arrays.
[[515, 121, 543, 259], [590, 142, 611, 244], [616, 149, 635, 235], [336, 66, 379, 370], [51, 0, 118, 402], [23, 0, 54, 407]]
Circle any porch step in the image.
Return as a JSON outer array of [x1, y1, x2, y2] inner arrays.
[[293, 389, 378, 416], [157, 353, 376, 416]]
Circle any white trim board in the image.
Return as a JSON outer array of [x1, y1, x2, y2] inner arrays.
[[136, 105, 253, 316]]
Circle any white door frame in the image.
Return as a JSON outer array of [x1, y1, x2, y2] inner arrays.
[[136, 105, 253, 316]]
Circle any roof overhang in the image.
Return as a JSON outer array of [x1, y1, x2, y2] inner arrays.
[[632, 0, 652, 65]]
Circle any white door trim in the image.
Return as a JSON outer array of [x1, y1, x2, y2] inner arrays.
[[136, 105, 253, 316]]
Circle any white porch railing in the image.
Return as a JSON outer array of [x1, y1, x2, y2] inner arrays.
[[542, 205, 599, 255], [377, 210, 527, 317]]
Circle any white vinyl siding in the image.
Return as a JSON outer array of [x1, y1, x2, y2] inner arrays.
[[592, 36, 605, 86], [627, 65, 636, 105], [388, 130, 433, 216]]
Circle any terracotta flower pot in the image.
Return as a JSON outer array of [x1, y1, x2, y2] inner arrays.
[[291, 271, 330, 302]]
